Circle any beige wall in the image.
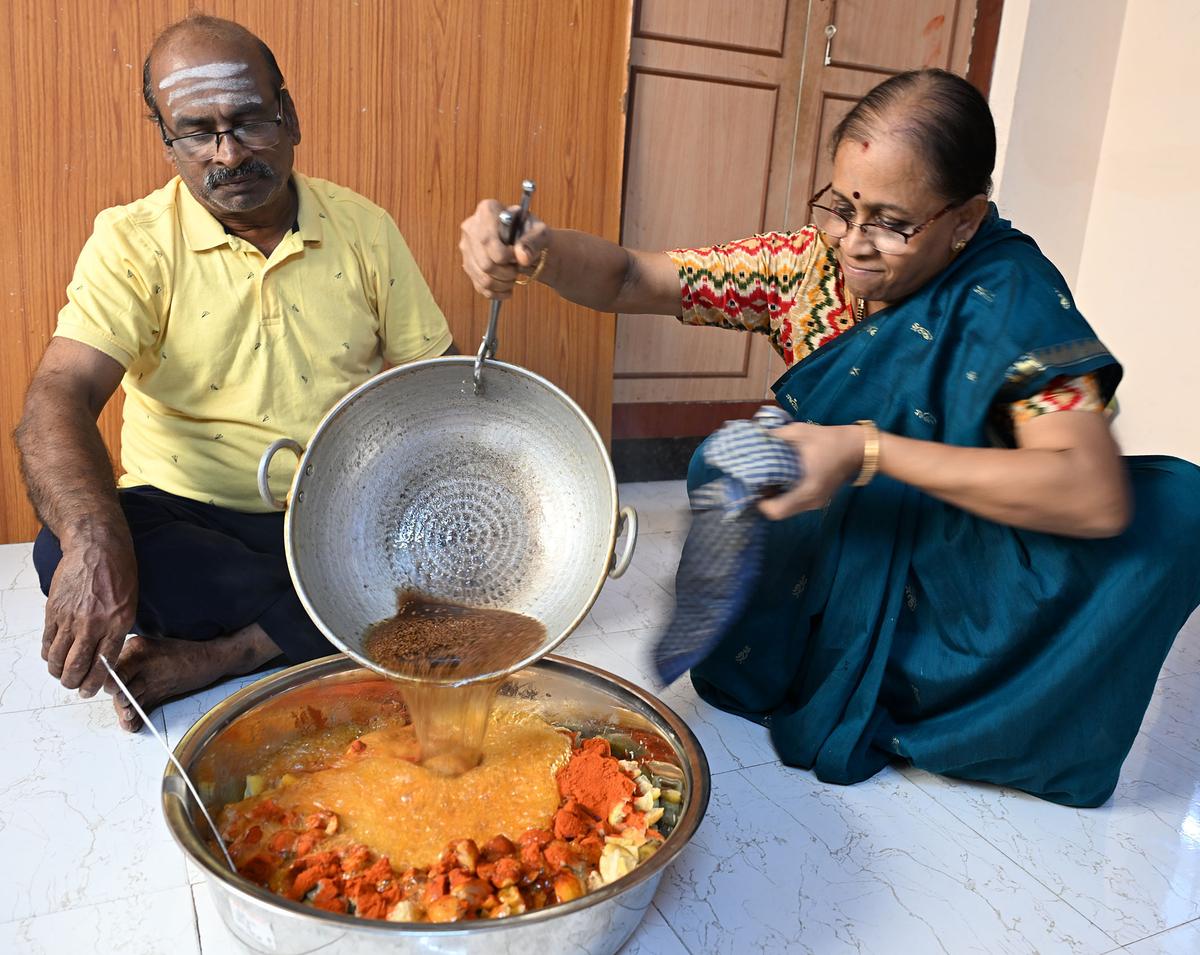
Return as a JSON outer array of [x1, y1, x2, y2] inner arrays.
[[1073, 0, 1200, 463], [990, 0, 1127, 287], [993, 0, 1199, 464]]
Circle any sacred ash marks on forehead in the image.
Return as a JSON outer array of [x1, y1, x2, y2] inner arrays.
[[158, 61, 262, 109]]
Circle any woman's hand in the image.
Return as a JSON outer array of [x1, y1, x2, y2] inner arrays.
[[758, 423, 866, 520], [458, 199, 550, 300]]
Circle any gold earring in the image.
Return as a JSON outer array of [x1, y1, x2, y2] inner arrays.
[[952, 239, 967, 254]]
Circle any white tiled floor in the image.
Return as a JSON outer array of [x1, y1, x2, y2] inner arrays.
[[1, 480, 1198, 955]]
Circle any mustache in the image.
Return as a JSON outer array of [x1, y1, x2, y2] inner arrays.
[[205, 159, 275, 190]]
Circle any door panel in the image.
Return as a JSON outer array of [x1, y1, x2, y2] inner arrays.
[[829, 0, 973, 73], [618, 73, 778, 381], [636, 0, 791, 54]]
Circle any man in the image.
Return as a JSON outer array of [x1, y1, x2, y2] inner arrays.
[[14, 15, 453, 731]]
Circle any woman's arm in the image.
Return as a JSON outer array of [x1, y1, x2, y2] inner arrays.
[[761, 411, 1131, 539], [459, 200, 680, 315]]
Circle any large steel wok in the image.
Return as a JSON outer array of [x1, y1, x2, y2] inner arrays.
[[256, 356, 638, 685], [163, 654, 711, 954]]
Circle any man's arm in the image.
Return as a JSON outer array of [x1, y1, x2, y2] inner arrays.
[[14, 337, 138, 696]]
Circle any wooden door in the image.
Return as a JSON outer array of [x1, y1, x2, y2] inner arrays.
[[786, 0, 980, 226], [615, 0, 992, 441], [0, 0, 632, 544], [614, 0, 811, 434]]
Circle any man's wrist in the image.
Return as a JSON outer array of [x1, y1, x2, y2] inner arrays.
[[59, 511, 130, 549]]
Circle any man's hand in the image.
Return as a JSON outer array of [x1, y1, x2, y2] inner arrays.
[[42, 522, 138, 698], [758, 423, 865, 521], [458, 199, 550, 300]]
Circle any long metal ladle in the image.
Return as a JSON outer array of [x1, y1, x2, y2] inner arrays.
[[473, 179, 535, 393], [99, 653, 238, 874]]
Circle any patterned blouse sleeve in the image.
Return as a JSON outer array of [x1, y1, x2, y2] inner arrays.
[[666, 229, 822, 346], [1008, 372, 1107, 425]]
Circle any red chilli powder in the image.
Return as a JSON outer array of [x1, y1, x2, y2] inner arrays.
[[555, 737, 636, 820]]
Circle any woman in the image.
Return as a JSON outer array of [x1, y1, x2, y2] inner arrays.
[[459, 70, 1200, 807]]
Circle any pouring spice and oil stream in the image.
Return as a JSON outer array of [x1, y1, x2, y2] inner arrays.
[[214, 592, 682, 923]]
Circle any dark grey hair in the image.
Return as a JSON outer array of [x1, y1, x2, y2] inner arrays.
[[831, 69, 996, 202]]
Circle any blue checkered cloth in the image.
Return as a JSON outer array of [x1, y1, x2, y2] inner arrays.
[[653, 405, 802, 686]]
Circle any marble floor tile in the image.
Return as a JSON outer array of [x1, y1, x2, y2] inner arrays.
[[619, 901, 691, 954], [0, 885, 200, 955], [186, 858, 209, 887], [0, 541, 39, 590], [1160, 608, 1200, 678], [656, 764, 1118, 955], [616, 481, 692, 536], [568, 609, 603, 639], [587, 562, 674, 635], [0, 699, 188, 922], [1138, 670, 1200, 768], [628, 530, 682, 594], [1123, 918, 1200, 955], [0, 626, 100, 714], [0, 584, 47, 636], [555, 628, 646, 682], [900, 731, 1200, 946]]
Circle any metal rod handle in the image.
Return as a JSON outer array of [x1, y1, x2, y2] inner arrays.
[[99, 654, 238, 874], [474, 180, 536, 392]]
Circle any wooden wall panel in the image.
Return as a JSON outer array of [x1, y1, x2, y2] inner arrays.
[[0, 0, 632, 544]]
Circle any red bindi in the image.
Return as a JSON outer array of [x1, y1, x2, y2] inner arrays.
[[852, 191, 860, 199], [861, 140, 870, 151]]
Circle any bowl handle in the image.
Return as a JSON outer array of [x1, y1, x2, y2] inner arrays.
[[609, 505, 639, 579], [257, 438, 305, 511]]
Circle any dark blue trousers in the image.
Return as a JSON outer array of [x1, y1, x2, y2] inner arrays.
[[33, 486, 334, 663]]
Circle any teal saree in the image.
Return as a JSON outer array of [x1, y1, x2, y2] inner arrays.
[[687, 206, 1200, 807]]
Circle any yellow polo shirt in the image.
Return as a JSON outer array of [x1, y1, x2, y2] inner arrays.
[[54, 173, 451, 511]]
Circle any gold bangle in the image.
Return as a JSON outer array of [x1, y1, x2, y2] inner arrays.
[[853, 419, 881, 487], [513, 247, 549, 286]]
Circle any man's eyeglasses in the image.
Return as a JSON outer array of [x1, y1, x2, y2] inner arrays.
[[808, 183, 958, 255], [159, 114, 283, 162]]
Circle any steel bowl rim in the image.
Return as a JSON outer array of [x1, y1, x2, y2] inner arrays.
[[162, 653, 711, 937], [279, 356, 623, 686]]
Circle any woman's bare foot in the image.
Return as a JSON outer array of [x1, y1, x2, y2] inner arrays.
[[105, 624, 281, 731]]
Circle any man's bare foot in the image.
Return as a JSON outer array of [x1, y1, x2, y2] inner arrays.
[[106, 624, 281, 732]]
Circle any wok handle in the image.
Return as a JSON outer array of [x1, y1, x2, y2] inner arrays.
[[257, 438, 305, 511], [609, 505, 638, 579]]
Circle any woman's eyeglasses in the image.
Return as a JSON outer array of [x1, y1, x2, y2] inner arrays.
[[808, 183, 958, 254]]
